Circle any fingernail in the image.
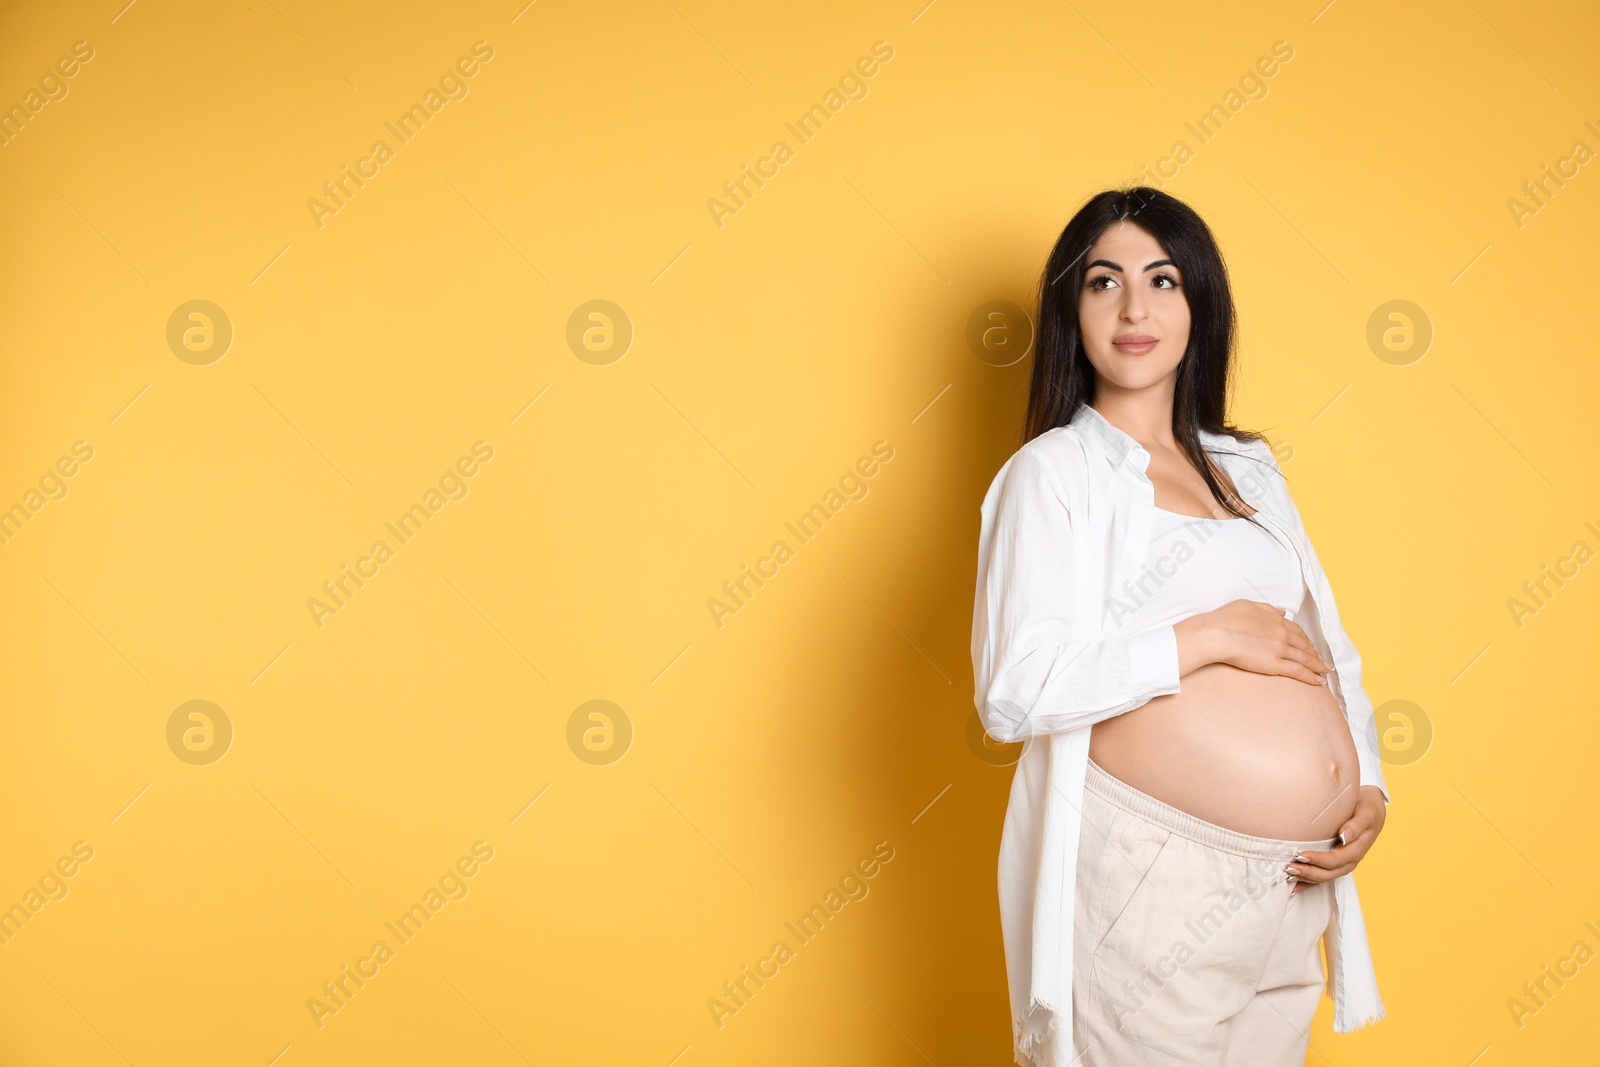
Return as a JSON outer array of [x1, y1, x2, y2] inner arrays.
[[1284, 866, 1298, 877], [1293, 853, 1308, 863], [1337, 832, 1346, 846]]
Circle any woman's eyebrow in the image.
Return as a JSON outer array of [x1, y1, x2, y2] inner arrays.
[[1086, 258, 1177, 272]]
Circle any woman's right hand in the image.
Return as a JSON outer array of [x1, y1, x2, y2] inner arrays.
[[1181, 599, 1333, 686]]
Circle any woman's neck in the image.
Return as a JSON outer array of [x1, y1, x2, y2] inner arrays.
[[1090, 393, 1177, 452]]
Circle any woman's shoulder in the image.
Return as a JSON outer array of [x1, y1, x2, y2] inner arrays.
[[982, 425, 1097, 508], [1210, 433, 1287, 504], [1020, 423, 1097, 466]]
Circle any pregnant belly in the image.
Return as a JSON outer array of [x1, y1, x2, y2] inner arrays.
[[1089, 661, 1361, 841]]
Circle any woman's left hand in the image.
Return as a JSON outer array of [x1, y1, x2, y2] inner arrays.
[[1285, 784, 1387, 894]]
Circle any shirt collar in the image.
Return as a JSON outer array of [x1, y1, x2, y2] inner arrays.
[[1067, 401, 1255, 473]]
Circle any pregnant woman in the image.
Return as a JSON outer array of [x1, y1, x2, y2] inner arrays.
[[971, 187, 1391, 1067]]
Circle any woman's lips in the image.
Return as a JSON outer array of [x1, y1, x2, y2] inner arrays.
[[1113, 336, 1158, 355]]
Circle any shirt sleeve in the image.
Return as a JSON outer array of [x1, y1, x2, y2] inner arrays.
[[1264, 446, 1392, 805], [971, 442, 1183, 744]]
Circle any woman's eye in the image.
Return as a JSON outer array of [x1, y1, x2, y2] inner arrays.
[[1088, 274, 1116, 290], [1153, 273, 1180, 289]]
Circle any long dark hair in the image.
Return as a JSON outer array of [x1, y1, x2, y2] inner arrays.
[[1025, 186, 1268, 521]]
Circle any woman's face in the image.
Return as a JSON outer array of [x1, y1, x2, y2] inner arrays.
[[1076, 220, 1191, 394]]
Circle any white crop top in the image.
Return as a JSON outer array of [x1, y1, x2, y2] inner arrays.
[[1112, 504, 1309, 635]]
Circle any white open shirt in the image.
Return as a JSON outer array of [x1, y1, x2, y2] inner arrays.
[[971, 402, 1391, 1066]]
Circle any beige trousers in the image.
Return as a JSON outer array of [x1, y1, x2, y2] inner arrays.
[[1072, 758, 1337, 1066]]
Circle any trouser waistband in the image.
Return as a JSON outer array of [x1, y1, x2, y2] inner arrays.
[[1085, 757, 1338, 860]]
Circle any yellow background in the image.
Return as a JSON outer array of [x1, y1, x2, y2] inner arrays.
[[1, 0, 1597, 1063]]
